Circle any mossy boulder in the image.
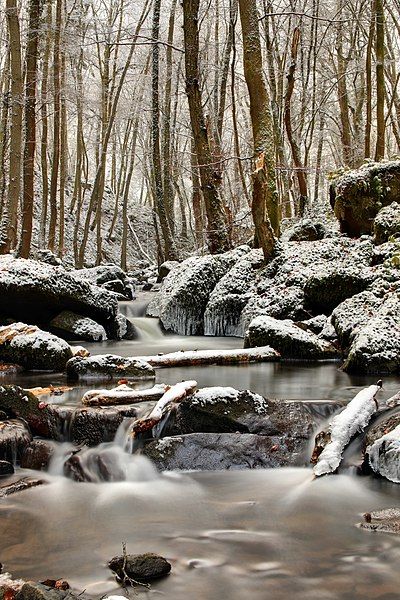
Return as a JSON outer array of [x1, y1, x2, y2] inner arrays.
[[329, 161, 400, 237]]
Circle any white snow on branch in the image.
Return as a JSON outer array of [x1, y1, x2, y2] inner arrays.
[[313, 383, 381, 477]]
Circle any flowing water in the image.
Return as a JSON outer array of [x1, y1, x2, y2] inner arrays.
[[0, 294, 400, 599]]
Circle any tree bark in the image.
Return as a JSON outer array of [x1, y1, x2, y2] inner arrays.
[[375, 0, 385, 160], [182, 0, 231, 254], [238, 0, 279, 260]]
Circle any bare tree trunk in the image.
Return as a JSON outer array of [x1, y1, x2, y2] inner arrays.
[[152, 0, 178, 261], [0, 0, 23, 253], [375, 0, 385, 160], [182, 0, 231, 254], [17, 0, 41, 258], [238, 0, 279, 261], [39, 0, 52, 247], [365, 2, 374, 158]]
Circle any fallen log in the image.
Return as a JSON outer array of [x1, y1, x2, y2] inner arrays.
[[134, 346, 280, 368], [129, 380, 197, 437], [82, 384, 168, 406], [312, 381, 382, 476]]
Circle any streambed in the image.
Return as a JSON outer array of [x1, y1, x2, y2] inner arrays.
[[0, 297, 399, 599]]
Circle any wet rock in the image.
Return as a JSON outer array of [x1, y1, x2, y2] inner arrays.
[[374, 202, 400, 245], [329, 161, 400, 236], [49, 311, 106, 342], [108, 552, 171, 583], [72, 264, 134, 300], [0, 460, 14, 477], [285, 219, 327, 242], [0, 255, 119, 335], [66, 354, 155, 381], [359, 508, 400, 534], [158, 246, 250, 335], [303, 264, 375, 314], [204, 249, 264, 336], [0, 323, 73, 372], [144, 432, 307, 470], [108, 314, 137, 341], [244, 316, 339, 359], [0, 419, 32, 463], [15, 582, 85, 599], [0, 385, 64, 439], [157, 260, 179, 283], [20, 440, 55, 470], [68, 405, 138, 446]]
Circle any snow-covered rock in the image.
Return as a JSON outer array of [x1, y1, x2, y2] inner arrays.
[[157, 260, 179, 283], [66, 354, 155, 380], [72, 264, 134, 300], [204, 249, 263, 336], [0, 255, 119, 336], [331, 290, 382, 348], [158, 246, 250, 335], [244, 316, 339, 359], [284, 219, 327, 242], [368, 424, 400, 483], [329, 160, 400, 236], [342, 292, 400, 374], [374, 201, 400, 245], [0, 322, 73, 371], [49, 311, 107, 342]]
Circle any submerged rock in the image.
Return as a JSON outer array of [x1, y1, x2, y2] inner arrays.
[[374, 201, 400, 245], [244, 316, 339, 359], [49, 311, 106, 342], [329, 161, 400, 236], [66, 354, 155, 381], [0, 323, 73, 372], [108, 552, 171, 583], [15, 582, 86, 599]]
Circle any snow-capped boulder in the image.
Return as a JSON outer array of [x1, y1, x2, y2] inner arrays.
[[244, 316, 339, 359], [66, 354, 155, 380], [341, 291, 400, 374], [0, 322, 73, 371], [204, 249, 263, 336], [374, 201, 400, 245], [158, 246, 250, 335], [331, 290, 382, 349], [72, 264, 134, 300], [303, 264, 375, 314], [297, 314, 327, 335], [284, 219, 327, 242], [240, 285, 308, 333], [329, 161, 400, 237], [49, 311, 107, 342], [157, 260, 179, 283], [0, 255, 119, 335]]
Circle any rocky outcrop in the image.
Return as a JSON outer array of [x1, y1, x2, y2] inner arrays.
[[0, 255, 119, 335], [71, 264, 134, 300], [374, 202, 400, 245], [66, 354, 155, 380], [157, 246, 250, 335], [49, 311, 106, 342], [0, 323, 73, 371], [329, 161, 400, 236], [244, 316, 339, 359]]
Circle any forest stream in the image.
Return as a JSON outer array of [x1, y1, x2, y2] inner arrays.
[[0, 296, 399, 599]]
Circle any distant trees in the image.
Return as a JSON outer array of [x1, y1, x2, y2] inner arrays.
[[0, 0, 396, 266]]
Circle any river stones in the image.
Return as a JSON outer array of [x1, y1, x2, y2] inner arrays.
[[20, 440, 55, 471], [49, 311, 106, 343], [108, 552, 171, 583], [359, 508, 400, 534], [0, 460, 14, 477], [66, 354, 155, 381], [14, 582, 86, 599], [0, 419, 32, 463], [244, 316, 339, 359], [0, 323, 73, 372], [68, 405, 139, 446]]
